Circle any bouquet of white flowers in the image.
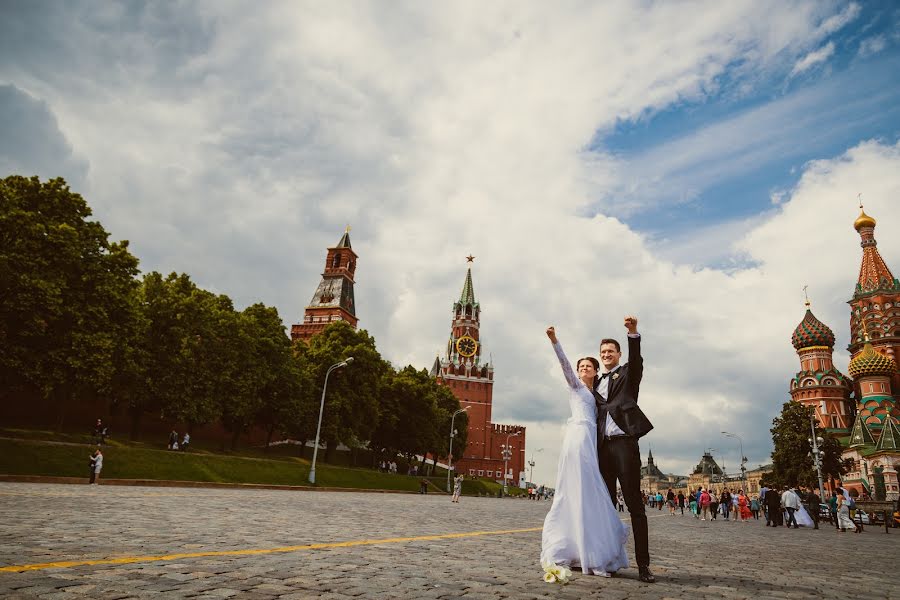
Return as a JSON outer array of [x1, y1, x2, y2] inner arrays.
[[541, 561, 572, 584]]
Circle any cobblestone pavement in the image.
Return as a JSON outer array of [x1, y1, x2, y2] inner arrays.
[[0, 483, 897, 599]]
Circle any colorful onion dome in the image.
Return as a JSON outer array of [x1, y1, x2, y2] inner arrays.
[[792, 308, 835, 350], [848, 342, 897, 379], [854, 207, 876, 231]]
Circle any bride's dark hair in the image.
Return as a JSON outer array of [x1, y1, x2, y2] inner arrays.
[[577, 357, 599, 371]]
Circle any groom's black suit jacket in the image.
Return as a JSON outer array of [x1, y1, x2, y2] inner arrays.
[[594, 335, 654, 440]]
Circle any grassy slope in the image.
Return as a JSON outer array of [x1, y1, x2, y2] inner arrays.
[[0, 435, 523, 496]]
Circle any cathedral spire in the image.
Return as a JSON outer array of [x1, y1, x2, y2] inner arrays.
[[853, 202, 898, 298]]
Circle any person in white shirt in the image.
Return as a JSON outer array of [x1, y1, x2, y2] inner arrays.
[[781, 488, 800, 528]]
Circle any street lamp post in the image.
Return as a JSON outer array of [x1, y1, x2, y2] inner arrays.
[[446, 406, 469, 492], [501, 431, 520, 496], [722, 431, 747, 486], [528, 448, 543, 487], [308, 357, 354, 484], [808, 409, 826, 501]]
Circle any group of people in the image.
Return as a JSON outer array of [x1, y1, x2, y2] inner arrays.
[[541, 317, 656, 583], [378, 459, 399, 473], [675, 487, 756, 521], [528, 485, 550, 500], [643, 483, 864, 533], [167, 430, 190, 451]]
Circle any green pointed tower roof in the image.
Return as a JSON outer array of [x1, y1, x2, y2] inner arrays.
[[875, 417, 900, 452], [849, 413, 876, 448], [458, 267, 476, 306]]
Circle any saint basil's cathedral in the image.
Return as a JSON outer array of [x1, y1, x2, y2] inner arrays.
[[790, 205, 900, 500]]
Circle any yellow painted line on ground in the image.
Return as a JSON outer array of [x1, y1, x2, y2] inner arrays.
[[0, 527, 543, 573]]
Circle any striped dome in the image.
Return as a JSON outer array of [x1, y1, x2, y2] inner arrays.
[[792, 309, 835, 350], [848, 343, 897, 379]]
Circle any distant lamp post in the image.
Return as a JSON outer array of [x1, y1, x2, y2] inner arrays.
[[807, 408, 826, 501], [446, 406, 469, 492], [528, 448, 544, 487], [308, 357, 354, 484], [501, 431, 520, 496], [721, 431, 747, 486]]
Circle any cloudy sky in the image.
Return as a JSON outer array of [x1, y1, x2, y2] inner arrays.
[[3, 1, 900, 485]]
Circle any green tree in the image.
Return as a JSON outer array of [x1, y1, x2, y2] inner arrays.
[[295, 321, 386, 463], [220, 303, 301, 451], [764, 401, 849, 488], [427, 383, 468, 473], [378, 366, 440, 463], [0, 176, 140, 429], [132, 272, 229, 434]]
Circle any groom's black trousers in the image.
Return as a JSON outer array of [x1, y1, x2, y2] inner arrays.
[[599, 436, 649, 568]]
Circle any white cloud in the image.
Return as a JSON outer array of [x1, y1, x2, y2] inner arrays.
[[817, 2, 861, 36], [790, 41, 836, 76], [2, 1, 896, 486], [858, 34, 887, 58]]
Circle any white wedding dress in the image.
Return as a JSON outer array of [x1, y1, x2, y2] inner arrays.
[[794, 504, 814, 527], [540, 341, 629, 576]]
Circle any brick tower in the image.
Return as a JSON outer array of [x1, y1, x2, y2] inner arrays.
[[291, 229, 358, 342], [789, 299, 852, 432], [431, 258, 526, 486]]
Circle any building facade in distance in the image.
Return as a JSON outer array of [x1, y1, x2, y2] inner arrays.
[[431, 260, 526, 486]]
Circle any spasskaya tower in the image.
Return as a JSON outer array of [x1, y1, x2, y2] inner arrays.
[[431, 257, 526, 487]]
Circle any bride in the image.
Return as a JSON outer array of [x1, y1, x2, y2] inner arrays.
[[541, 327, 629, 577]]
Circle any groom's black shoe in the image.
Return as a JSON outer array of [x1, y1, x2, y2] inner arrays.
[[638, 567, 656, 583]]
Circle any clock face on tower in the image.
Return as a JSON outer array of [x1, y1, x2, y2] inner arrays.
[[456, 335, 478, 357]]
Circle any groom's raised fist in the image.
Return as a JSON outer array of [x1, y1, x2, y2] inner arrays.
[[546, 327, 557, 343], [624, 316, 638, 334]]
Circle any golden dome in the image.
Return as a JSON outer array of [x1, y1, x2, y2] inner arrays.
[[848, 342, 896, 379], [854, 208, 876, 231]]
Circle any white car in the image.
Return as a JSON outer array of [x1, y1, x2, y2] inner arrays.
[[854, 508, 871, 525]]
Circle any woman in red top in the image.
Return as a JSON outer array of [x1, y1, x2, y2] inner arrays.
[[737, 490, 751, 522]]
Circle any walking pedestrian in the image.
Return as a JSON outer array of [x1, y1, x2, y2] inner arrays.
[[451, 475, 463, 503], [699, 488, 711, 520], [781, 487, 800, 528], [750, 495, 760, 520], [720, 489, 731, 520], [677, 491, 685, 515], [804, 487, 820, 529], [765, 486, 782, 527], [181, 432, 190, 452]]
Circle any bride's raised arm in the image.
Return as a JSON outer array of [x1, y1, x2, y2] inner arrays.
[[546, 326, 580, 389]]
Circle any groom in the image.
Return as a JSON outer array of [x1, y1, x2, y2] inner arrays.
[[594, 316, 655, 583]]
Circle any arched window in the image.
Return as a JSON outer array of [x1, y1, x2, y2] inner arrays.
[[332, 255, 341, 268]]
